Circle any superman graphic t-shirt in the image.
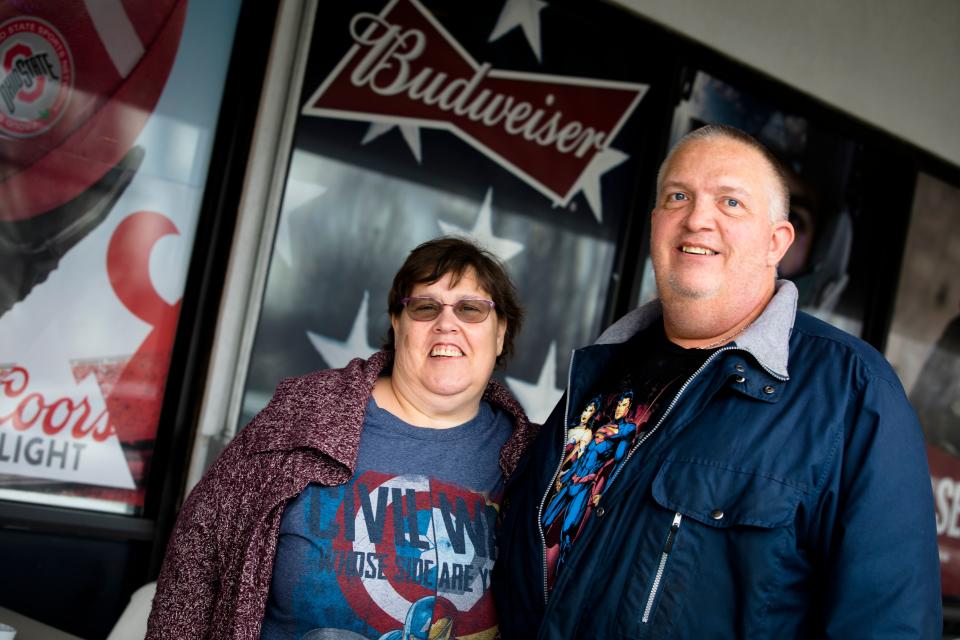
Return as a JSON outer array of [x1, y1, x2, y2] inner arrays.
[[261, 397, 511, 640], [542, 322, 715, 588]]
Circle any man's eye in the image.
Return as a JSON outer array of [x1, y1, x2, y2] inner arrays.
[[668, 192, 687, 202], [725, 198, 741, 207]]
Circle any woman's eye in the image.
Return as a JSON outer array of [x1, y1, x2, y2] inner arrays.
[[413, 301, 439, 312]]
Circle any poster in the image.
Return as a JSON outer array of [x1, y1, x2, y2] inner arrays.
[[885, 172, 960, 596], [237, 0, 670, 434], [0, 0, 242, 514], [636, 70, 866, 336]]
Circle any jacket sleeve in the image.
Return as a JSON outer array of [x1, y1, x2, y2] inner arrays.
[[820, 374, 942, 638], [145, 467, 224, 639]]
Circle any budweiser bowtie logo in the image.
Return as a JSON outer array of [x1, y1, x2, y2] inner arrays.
[[303, 0, 648, 211]]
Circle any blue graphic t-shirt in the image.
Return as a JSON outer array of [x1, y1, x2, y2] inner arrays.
[[261, 397, 512, 640]]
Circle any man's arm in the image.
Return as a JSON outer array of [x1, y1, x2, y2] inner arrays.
[[819, 375, 942, 638]]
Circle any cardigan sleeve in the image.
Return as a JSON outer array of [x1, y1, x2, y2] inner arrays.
[[146, 464, 225, 639]]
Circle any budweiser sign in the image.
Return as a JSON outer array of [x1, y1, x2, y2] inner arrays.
[[303, 0, 648, 208]]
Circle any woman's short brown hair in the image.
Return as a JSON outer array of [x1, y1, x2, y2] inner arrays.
[[384, 236, 523, 366]]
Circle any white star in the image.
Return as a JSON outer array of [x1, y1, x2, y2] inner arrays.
[[488, 0, 548, 63], [437, 188, 524, 262], [361, 121, 423, 163], [506, 341, 564, 424], [572, 146, 630, 223], [307, 290, 377, 369], [276, 180, 327, 267]]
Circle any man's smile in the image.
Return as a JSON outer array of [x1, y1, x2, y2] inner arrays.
[[679, 244, 718, 255]]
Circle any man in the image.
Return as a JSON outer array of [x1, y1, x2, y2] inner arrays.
[[493, 124, 941, 638]]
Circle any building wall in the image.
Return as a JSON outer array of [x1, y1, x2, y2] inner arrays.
[[615, 0, 960, 167]]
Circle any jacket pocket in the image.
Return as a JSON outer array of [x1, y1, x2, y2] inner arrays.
[[633, 458, 803, 634], [651, 457, 802, 529]]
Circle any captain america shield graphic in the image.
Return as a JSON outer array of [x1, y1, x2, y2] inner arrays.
[[321, 470, 500, 638]]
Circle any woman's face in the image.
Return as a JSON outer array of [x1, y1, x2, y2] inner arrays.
[[390, 269, 506, 409]]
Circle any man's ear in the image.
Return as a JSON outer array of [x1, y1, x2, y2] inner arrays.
[[768, 219, 796, 267]]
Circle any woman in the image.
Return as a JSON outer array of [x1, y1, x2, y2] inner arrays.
[[147, 237, 536, 640]]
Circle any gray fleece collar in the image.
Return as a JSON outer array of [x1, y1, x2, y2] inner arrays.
[[595, 280, 798, 379]]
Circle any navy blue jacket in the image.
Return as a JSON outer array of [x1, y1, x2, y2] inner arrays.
[[494, 282, 941, 638]]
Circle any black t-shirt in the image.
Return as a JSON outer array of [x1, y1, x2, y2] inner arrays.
[[542, 322, 714, 587]]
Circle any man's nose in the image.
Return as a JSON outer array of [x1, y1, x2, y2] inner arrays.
[[682, 196, 717, 231]]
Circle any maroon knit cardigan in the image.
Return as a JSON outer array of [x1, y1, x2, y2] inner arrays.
[[146, 351, 537, 639]]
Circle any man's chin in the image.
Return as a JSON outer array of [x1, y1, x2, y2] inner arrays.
[[663, 277, 720, 301]]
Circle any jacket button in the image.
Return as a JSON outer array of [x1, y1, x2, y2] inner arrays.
[[763, 385, 775, 394], [734, 375, 746, 384], [710, 509, 724, 520], [596, 506, 605, 517], [734, 363, 745, 373]]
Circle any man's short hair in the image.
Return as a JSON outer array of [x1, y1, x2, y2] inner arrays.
[[656, 124, 791, 222]]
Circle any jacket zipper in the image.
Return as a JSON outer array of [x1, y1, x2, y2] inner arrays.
[[536, 344, 784, 604], [605, 345, 737, 490], [642, 512, 682, 623], [536, 349, 577, 603], [536, 346, 724, 605]]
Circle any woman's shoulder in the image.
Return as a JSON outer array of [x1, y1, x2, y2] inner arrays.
[[484, 379, 541, 478], [201, 353, 388, 464], [254, 352, 392, 429], [483, 378, 527, 425]]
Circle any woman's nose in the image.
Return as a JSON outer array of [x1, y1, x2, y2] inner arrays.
[[432, 305, 460, 331]]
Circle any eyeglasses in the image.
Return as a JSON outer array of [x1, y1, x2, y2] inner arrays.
[[400, 296, 496, 323]]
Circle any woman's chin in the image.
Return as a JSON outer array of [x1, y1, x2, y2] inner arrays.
[[418, 372, 485, 401], [423, 381, 473, 399]]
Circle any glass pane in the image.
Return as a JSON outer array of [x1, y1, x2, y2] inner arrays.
[[885, 172, 960, 596], [237, 0, 664, 429], [0, 0, 242, 515]]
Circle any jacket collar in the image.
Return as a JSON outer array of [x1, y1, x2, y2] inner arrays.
[[594, 280, 798, 379]]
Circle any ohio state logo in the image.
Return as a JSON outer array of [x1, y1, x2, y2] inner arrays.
[[0, 17, 73, 138], [304, 0, 647, 209]]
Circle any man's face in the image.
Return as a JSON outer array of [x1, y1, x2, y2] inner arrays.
[[650, 137, 794, 309]]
